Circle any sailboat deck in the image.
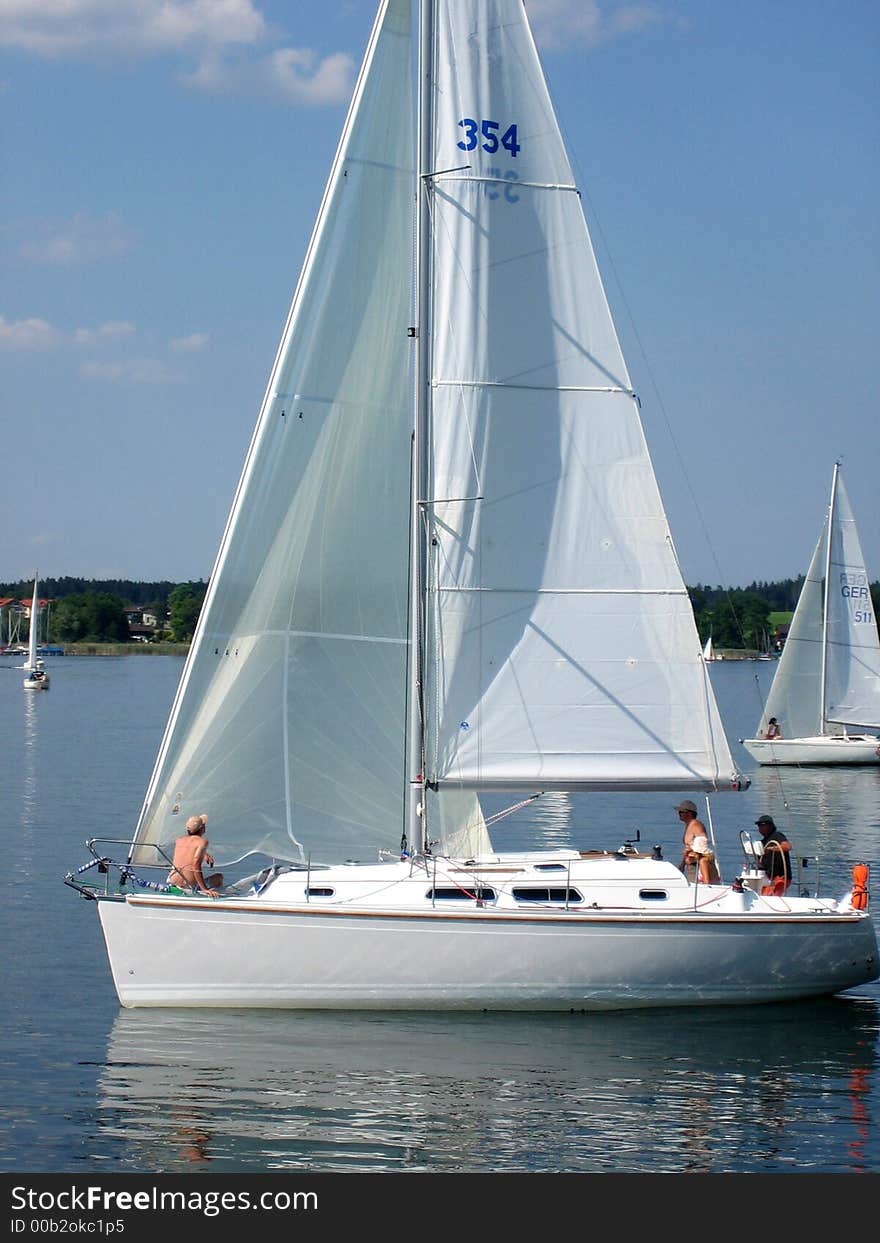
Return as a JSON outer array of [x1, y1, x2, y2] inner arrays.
[[115, 850, 861, 922]]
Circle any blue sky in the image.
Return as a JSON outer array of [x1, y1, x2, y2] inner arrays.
[[2, 0, 878, 588]]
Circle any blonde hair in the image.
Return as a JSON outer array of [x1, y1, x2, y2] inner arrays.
[[185, 815, 204, 834]]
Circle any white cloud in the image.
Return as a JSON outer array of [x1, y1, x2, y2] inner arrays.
[[0, 1, 673, 109], [182, 46, 355, 105], [526, 0, 674, 49], [19, 213, 131, 266], [0, 315, 55, 349], [170, 332, 209, 353], [262, 48, 355, 105], [0, 0, 266, 57], [2, 1, 356, 105], [81, 357, 175, 383], [74, 321, 135, 346]]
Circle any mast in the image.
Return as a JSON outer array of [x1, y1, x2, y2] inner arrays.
[[28, 574, 39, 669], [406, 0, 434, 856], [819, 461, 839, 735]]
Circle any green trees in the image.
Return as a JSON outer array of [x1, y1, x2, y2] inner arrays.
[[52, 593, 130, 643], [693, 589, 772, 651], [168, 583, 206, 642]]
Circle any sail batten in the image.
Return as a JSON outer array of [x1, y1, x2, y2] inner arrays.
[[435, 587, 692, 596], [432, 380, 636, 393]]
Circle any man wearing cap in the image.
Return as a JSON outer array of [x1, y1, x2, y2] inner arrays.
[[755, 814, 792, 894], [676, 800, 708, 873]]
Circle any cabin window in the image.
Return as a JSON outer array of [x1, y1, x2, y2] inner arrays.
[[306, 887, 335, 897], [512, 887, 583, 903], [638, 890, 668, 901], [427, 887, 496, 902], [534, 863, 567, 872]]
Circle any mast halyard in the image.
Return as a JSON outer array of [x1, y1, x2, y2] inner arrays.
[[819, 460, 840, 736], [406, 0, 435, 857]]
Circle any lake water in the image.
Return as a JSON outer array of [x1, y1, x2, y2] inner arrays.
[[1, 654, 878, 1174]]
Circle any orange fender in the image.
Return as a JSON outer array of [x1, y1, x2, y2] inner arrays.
[[852, 863, 869, 911]]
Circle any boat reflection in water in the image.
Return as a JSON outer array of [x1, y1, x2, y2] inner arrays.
[[98, 998, 877, 1173]]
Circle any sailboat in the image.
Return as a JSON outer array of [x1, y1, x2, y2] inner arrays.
[[742, 463, 880, 766], [68, 0, 878, 1010], [22, 575, 50, 691], [702, 633, 716, 663]]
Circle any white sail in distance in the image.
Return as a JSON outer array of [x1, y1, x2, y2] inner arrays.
[[758, 468, 880, 740], [824, 474, 880, 729]]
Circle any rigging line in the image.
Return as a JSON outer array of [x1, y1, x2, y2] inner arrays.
[[483, 792, 545, 828]]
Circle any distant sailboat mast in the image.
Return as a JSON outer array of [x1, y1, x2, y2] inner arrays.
[[819, 461, 840, 735], [27, 573, 39, 671]]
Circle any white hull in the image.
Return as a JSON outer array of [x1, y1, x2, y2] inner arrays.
[[95, 854, 878, 1011], [23, 674, 49, 690], [743, 735, 880, 766]]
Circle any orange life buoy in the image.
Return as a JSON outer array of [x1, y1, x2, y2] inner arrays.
[[851, 863, 869, 911]]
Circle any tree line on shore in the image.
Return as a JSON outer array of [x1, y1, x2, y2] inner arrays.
[[1, 577, 206, 645], [2, 575, 878, 648]]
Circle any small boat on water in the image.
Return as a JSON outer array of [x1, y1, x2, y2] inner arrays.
[[22, 575, 50, 691], [68, 0, 878, 1011], [742, 463, 880, 766]]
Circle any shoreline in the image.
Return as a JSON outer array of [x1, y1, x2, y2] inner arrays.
[[35, 642, 190, 657]]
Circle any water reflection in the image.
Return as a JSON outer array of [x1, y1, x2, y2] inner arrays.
[[21, 688, 40, 831], [750, 764, 880, 853], [98, 997, 878, 1173]]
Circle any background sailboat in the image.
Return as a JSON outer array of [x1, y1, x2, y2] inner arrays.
[[702, 633, 716, 663], [22, 574, 49, 691], [743, 463, 880, 765]]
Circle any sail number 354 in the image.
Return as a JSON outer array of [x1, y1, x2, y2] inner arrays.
[[457, 119, 520, 156]]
